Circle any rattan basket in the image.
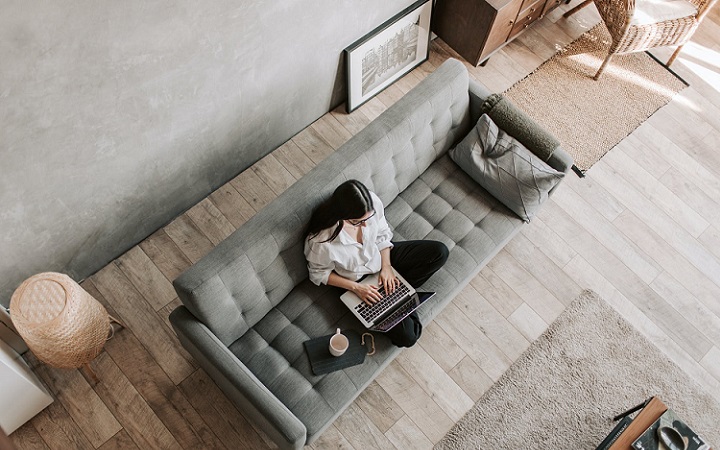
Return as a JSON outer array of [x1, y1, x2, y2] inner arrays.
[[10, 272, 110, 369]]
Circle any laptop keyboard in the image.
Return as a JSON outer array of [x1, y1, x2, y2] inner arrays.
[[374, 298, 416, 331], [354, 282, 411, 323]]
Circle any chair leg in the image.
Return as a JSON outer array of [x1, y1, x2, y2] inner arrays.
[[563, 0, 592, 18], [594, 53, 613, 80], [666, 44, 685, 67]]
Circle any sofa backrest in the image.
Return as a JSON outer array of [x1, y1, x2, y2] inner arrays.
[[173, 58, 472, 345]]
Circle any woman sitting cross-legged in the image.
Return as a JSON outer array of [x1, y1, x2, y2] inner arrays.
[[304, 179, 449, 348]]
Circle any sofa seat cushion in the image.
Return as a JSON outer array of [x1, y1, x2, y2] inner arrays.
[[228, 154, 524, 440], [228, 280, 400, 440], [385, 155, 526, 322]]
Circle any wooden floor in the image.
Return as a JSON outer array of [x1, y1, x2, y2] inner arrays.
[[10, 3, 720, 449]]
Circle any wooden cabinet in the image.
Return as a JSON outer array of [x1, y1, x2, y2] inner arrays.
[[432, 0, 563, 65], [509, 0, 545, 39], [542, 0, 565, 16]]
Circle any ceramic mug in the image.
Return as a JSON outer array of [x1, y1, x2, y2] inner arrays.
[[329, 328, 349, 357]]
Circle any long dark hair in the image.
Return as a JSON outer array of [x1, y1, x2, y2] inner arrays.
[[306, 180, 374, 242]]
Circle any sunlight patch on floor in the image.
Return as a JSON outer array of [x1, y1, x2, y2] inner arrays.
[[677, 42, 720, 95], [681, 58, 720, 93], [568, 52, 688, 98], [682, 41, 720, 68]]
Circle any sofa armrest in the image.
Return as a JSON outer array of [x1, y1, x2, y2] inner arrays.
[[468, 78, 575, 176], [468, 78, 492, 124], [547, 147, 574, 174], [169, 306, 307, 450]]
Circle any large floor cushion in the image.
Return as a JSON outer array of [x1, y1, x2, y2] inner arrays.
[[227, 154, 525, 441]]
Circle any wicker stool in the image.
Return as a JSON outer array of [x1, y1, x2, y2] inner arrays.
[[9, 272, 122, 383]]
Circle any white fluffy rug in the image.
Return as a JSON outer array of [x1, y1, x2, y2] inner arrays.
[[436, 290, 720, 449]]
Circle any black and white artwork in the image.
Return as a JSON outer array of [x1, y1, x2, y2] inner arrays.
[[345, 0, 432, 112]]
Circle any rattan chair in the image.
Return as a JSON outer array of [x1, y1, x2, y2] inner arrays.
[[564, 0, 718, 79]]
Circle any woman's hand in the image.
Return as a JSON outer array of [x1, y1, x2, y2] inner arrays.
[[378, 265, 399, 296], [353, 283, 383, 305]]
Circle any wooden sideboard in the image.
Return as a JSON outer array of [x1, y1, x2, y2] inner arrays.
[[432, 0, 565, 65]]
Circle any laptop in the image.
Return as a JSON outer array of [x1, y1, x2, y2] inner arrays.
[[340, 268, 435, 332]]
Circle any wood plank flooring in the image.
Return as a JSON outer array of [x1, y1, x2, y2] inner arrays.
[[10, 3, 720, 448]]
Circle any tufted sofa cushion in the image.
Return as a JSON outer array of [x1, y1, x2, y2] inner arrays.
[[174, 58, 472, 347], [225, 154, 524, 440]]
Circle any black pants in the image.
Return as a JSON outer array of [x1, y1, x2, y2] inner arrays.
[[384, 240, 449, 348]]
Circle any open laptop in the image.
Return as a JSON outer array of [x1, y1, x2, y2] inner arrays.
[[340, 269, 435, 332]]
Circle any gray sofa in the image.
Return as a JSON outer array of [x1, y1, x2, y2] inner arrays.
[[170, 58, 573, 450]]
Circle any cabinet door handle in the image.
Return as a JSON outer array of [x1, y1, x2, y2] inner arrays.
[[529, 7, 536, 12], [509, 20, 515, 25]]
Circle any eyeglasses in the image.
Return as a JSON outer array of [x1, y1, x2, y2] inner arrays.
[[347, 211, 375, 227]]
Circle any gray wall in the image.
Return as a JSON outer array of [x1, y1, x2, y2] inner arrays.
[[0, 0, 415, 307]]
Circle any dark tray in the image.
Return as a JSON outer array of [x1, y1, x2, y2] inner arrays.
[[304, 330, 367, 375]]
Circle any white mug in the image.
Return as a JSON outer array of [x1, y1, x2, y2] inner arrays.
[[329, 328, 349, 357]]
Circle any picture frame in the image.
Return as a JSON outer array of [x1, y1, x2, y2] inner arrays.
[[344, 0, 433, 113]]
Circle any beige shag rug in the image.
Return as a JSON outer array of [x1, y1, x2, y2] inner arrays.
[[504, 24, 687, 172], [436, 290, 720, 450]]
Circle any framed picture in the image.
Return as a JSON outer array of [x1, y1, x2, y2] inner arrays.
[[344, 0, 433, 113]]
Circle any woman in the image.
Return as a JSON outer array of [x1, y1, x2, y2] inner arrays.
[[304, 180, 448, 347]]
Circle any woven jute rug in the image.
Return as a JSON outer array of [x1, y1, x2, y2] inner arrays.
[[504, 24, 687, 173], [436, 290, 720, 450]]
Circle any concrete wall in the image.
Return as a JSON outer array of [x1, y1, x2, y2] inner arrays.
[[0, 0, 415, 307]]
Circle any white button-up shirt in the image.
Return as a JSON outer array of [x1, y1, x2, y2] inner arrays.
[[304, 191, 393, 286]]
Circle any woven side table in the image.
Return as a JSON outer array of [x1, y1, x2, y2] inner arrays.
[[9, 272, 123, 383]]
